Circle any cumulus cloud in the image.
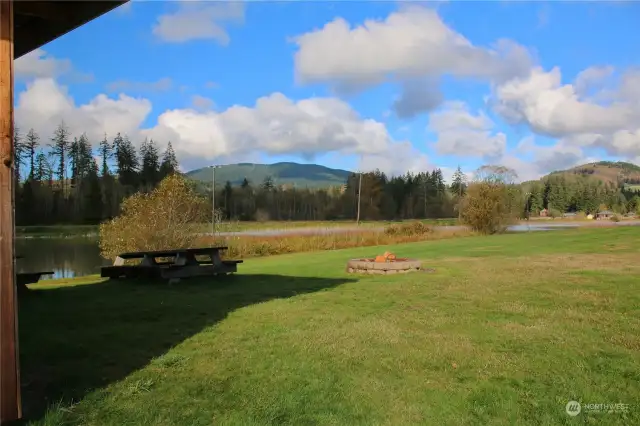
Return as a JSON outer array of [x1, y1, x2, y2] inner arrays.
[[493, 66, 640, 159], [293, 5, 532, 115], [15, 49, 72, 80], [15, 78, 423, 176], [358, 140, 432, 176], [15, 79, 152, 144], [574, 65, 614, 96], [392, 79, 443, 118], [152, 1, 245, 44], [428, 101, 507, 159]]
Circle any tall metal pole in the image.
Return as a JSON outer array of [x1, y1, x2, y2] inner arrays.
[[211, 165, 216, 237], [0, 0, 21, 421], [356, 171, 362, 225]]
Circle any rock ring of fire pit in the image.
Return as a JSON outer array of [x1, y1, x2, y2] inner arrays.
[[346, 257, 422, 275]]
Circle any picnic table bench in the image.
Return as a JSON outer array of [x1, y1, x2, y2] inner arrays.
[[101, 246, 243, 282], [14, 255, 53, 293]]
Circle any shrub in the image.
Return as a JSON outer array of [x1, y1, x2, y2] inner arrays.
[[383, 221, 434, 237], [611, 214, 621, 222], [99, 174, 208, 260], [460, 166, 521, 234]]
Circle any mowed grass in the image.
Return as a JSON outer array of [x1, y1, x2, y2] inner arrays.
[[21, 227, 640, 425]]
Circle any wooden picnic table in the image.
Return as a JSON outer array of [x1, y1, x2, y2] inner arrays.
[[101, 246, 243, 282]]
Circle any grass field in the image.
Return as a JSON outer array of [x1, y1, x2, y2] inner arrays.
[[21, 227, 640, 425]]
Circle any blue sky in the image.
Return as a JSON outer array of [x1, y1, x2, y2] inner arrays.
[[13, 0, 640, 182]]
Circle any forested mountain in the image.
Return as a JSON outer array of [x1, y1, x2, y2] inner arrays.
[[547, 161, 640, 186], [186, 162, 351, 189]]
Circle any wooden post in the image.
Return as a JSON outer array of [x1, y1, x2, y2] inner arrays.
[[0, 0, 21, 422]]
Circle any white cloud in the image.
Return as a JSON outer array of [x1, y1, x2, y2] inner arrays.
[[152, 1, 245, 44], [428, 101, 507, 159], [293, 5, 532, 114], [15, 78, 152, 144], [392, 79, 443, 118], [15, 78, 423, 176], [574, 65, 614, 96], [493, 66, 640, 159], [106, 78, 173, 93], [15, 49, 72, 80], [358, 140, 432, 177]]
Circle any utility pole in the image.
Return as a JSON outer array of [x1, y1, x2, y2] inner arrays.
[[356, 171, 362, 225], [211, 165, 217, 237]]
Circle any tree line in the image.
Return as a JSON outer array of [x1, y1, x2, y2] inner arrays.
[[525, 174, 640, 216], [12, 121, 640, 226], [13, 122, 179, 225]]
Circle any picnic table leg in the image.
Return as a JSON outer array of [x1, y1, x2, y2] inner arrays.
[[140, 254, 157, 267], [174, 252, 199, 266], [209, 250, 223, 268]]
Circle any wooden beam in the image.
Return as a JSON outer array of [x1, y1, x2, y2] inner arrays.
[[13, 2, 68, 22], [14, 1, 128, 59], [0, 0, 20, 423]]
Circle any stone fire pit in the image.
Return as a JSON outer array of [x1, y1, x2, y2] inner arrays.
[[346, 251, 422, 275]]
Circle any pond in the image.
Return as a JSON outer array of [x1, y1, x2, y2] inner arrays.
[[15, 237, 109, 281]]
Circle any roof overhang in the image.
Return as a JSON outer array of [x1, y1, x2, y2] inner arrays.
[[14, 1, 129, 59]]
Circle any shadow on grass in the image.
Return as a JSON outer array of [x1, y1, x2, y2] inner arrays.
[[18, 274, 355, 423]]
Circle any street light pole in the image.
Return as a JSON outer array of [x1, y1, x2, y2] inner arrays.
[[356, 170, 362, 225], [211, 165, 217, 237]]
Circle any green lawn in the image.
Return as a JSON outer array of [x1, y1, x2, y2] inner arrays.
[[21, 227, 640, 425]]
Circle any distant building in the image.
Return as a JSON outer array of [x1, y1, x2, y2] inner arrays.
[[539, 208, 549, 217], [596, 210, 614, 220]]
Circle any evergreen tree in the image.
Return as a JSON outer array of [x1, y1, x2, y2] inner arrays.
[[98, 133, 112, 177], [49, 121, 71, 191], [140, 138, 160, 188], [114, 134, 138, 188], [13, 127, 26, 184], [159, 141, 179, 179], [24, 129, 39, 180], [450, 166, 467, 195], [34, 150, 52, 183]]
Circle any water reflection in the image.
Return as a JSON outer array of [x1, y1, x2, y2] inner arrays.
[[15, 238, 109, 281]]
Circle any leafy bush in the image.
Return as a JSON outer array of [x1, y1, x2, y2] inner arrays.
[[99, 174, 208, 260], [460, 166, 521, 235], [610, 214, 621, 222], [384, 221, 434, 237]]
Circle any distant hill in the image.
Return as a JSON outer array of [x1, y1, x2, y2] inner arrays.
[[186, 162, 352, 189], [545, 161, 640, 189]]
